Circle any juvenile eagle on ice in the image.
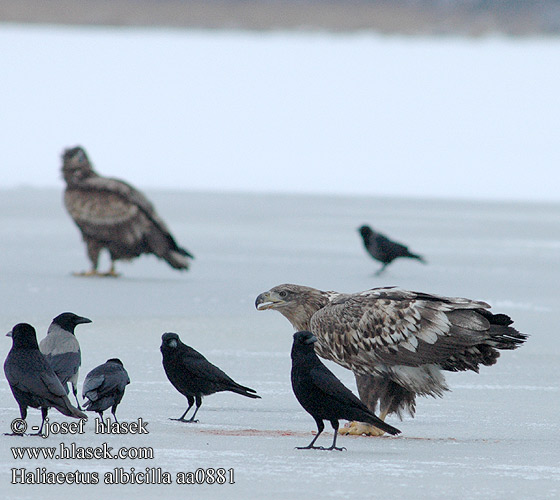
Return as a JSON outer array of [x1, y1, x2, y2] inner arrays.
[[62, 146, 193, 276], [256, 284, 527, 435]]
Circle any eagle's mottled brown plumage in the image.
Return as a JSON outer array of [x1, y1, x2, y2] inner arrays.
[[62, 146, 193, 276], [256, 284, 527, 427]]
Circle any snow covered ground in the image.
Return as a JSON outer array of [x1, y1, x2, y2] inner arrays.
[[0, 188, 558, 499]]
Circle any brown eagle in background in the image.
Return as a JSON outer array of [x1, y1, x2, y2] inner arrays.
[[62, 146, 193, 276], [256, 284, 527, 435]]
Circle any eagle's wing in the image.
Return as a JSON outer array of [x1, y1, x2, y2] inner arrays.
[[65, 176, 187, 259], [310, 288, 492, 371], [66, 176, 162, 227]]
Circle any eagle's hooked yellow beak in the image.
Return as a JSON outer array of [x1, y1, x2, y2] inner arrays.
[[255, 291, 284, 311]]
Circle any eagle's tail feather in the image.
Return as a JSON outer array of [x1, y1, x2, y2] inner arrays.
[[164, 250, 191, 270]]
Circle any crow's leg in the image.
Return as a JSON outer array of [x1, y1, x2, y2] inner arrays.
[[170, 396, 196, 422], [72, 382, 82, 410], [111, 404, 120, 424], [326, 420, 346, 451], [29, 407, 49, 436], [375, 262, 389, 276], [186, 395, 202, 423], [296, 418, 325, 450]]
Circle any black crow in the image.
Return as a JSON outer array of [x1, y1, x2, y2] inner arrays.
[[4, 323, 87, 435], [358, 225, 425, 275], [39, 312, 92, 410], [160, 332, 260, 423], [291, 331, 401, 450], [82, 358, 130, 422]]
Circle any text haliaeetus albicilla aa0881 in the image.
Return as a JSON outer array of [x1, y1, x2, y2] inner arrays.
[[256, 284, 528, 436], [62, 146, 194, 276]]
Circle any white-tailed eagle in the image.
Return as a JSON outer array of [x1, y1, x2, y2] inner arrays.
[[62, 146, 193, 276], [256, 284, 527, 435]]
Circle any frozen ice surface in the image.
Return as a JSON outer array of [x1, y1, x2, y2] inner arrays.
[[0, 189, 558, 499]]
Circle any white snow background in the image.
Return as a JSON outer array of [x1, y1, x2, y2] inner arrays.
[[0, 24, 559, 200], [0, 24, 559, 500]]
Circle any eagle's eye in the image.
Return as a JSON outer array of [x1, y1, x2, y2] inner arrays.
[[279, 291, 288, 298]]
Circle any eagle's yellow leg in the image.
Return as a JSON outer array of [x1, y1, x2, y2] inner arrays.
[[339, 409, 389, 437], [99, 265, 119, 278]]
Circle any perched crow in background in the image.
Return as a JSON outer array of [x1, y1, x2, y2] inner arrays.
[[82, 358, 130, 422], [358, 225, 425, 275], [62, 146, 194, 277], [290, 331, 401, 451], [4, 323, 87, 435], [160, 332, 260, 423], [39, 312, 92, 410]]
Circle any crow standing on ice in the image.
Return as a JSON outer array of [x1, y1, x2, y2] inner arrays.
[[62, 146, 194, 276], [358, 225, 425, 275], [39, 312, 92, 410], [291, 331, 401, 451], [160, 332, 260, 423], [82, 358, 130, 422], [4, 323, 87, 435]]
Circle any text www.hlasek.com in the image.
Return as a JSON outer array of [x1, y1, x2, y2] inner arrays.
[[11, 442, 153, 460]]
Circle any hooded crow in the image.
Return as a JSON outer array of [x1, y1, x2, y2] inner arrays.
[[291, 331, 401, 450], [4, 323, 87, 435], [160, 332, 260, 423], [358, 225, 425, 275], [82, 358, 130, 422], [39, 312, 92, 410]]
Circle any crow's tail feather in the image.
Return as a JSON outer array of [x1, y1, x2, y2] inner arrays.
[[229, 385, 261, 399]]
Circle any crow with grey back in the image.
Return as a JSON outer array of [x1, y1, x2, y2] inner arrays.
[[358, 225, 425, 275], [39, 312, 92, 410], [291, 331, 401, 451], [62, 146, 194, 276], [160, 332, 260, 423], [4, 323, 87, 435], [82, 358, 130, 422]]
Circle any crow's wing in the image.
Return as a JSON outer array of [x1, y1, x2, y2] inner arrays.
[[43, 352, 81, 387], [308, 365, 368, 411], [83, 364, 129, 400], [6, 351, 69, 401]]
